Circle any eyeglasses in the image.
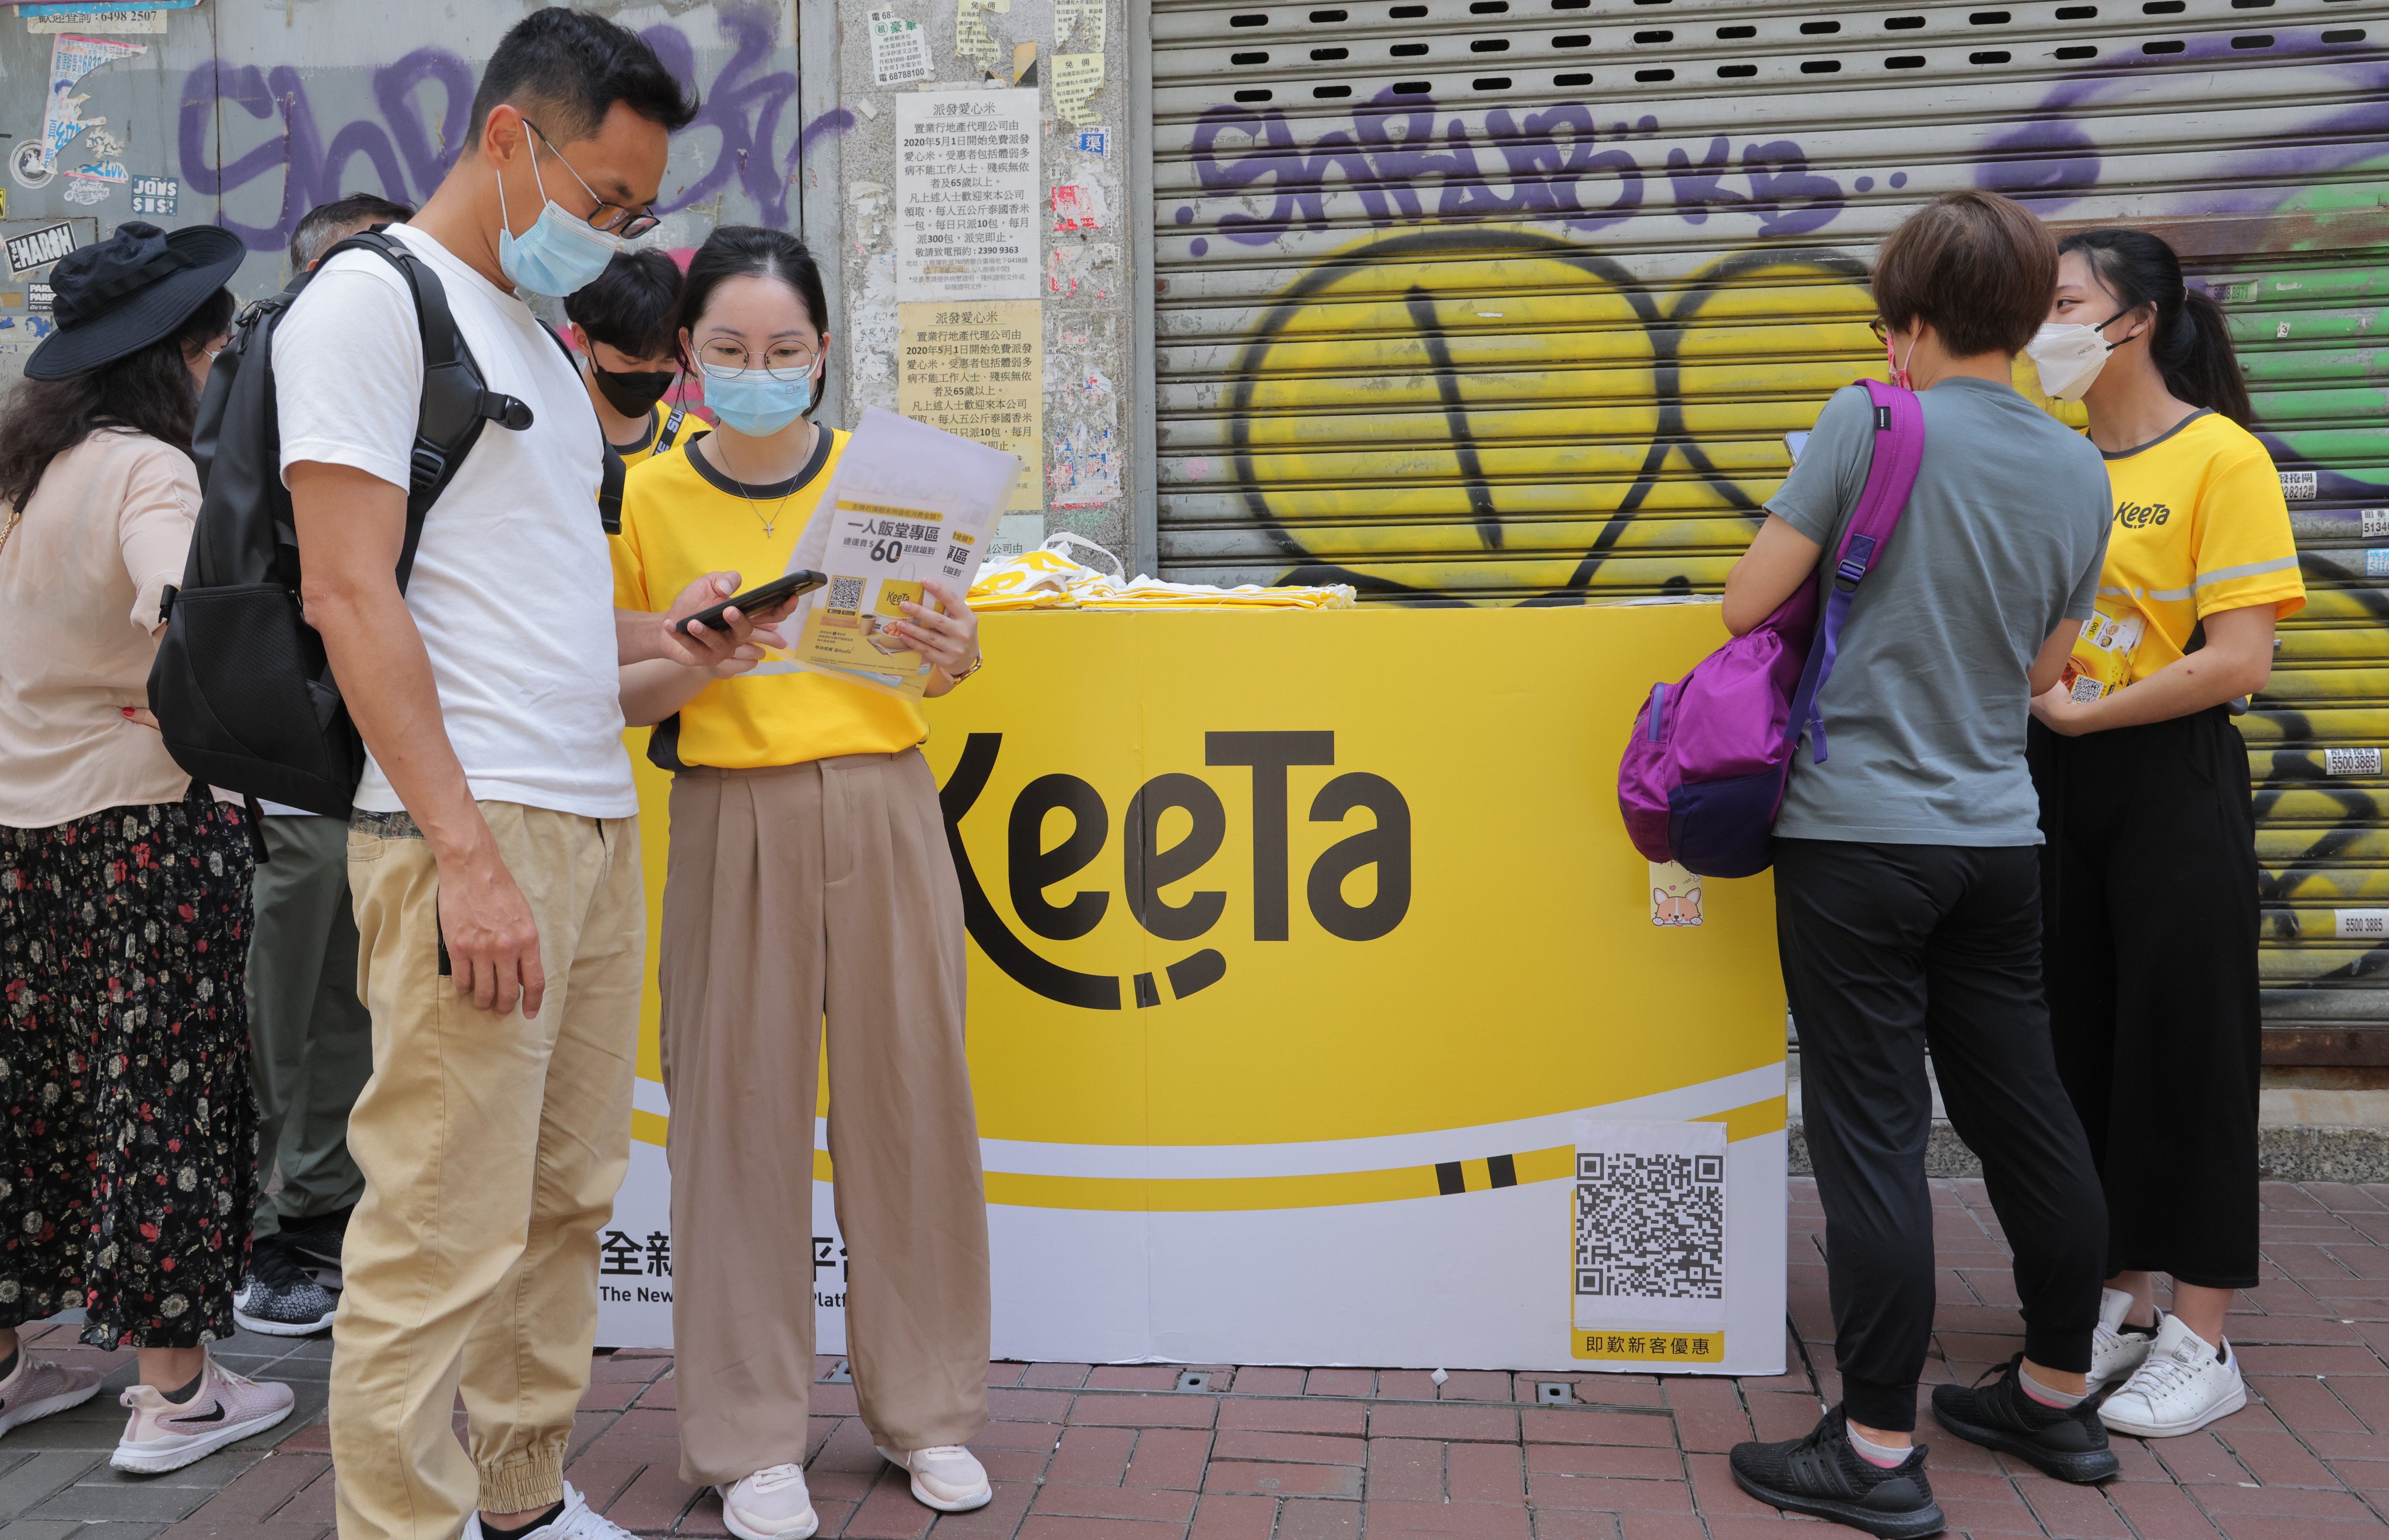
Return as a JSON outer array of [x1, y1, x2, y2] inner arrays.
[[523, 118, 661, 239], [1867, 318, 1891, 343], [695, 338, 821, 382]]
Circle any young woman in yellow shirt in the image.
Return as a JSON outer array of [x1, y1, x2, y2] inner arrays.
[[2024, 229, 2304, 1440], [612, 227, 991, 1540]]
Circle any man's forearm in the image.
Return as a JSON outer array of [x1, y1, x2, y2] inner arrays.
[[314, 586, 491, 864]]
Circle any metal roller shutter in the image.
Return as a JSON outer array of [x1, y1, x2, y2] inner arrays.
[[1148, 0, 2389, 1057]]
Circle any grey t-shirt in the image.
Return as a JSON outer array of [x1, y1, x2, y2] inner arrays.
[[1768, 378, 2111, 846]]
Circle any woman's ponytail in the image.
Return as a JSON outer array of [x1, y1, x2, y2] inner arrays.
[[2057, 228, 2254, 427], [2160, 286, 2252, 426]]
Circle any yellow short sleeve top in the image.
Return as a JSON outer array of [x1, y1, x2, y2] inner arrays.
[[610, 427, 929, 771], [2063, 411, 2306, 698], [611, 401, 699, 468]]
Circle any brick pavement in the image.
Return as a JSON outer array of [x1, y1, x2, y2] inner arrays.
[[4, 1178, 2383, 1539]]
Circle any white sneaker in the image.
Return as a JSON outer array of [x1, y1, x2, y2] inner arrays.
[[0, 1354, 103, 1438], [2088, 1286, 2157, 1392], [2098, 1314, 2248, 1438], [876, 1443, 992, 1513], [462, 1484, 634, 1539], [112, 1356, 295, 1474], [716, 1464, 819, 1540]]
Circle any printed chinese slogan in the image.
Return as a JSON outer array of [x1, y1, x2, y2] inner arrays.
[[898, 303, 1043, 512], [896, 88, 1038, 303]]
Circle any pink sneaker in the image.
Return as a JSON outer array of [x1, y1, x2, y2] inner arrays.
[[0, 1354, 103, 1437], [112, 1357, 294, 1474]]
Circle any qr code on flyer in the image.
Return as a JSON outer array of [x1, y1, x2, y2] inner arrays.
[[1573, 1150, 1725, 1301], [828, 576, 865, 613]]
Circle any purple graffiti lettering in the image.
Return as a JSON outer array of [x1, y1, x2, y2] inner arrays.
[[1665, 136, 1746, 226], [1189, 97, 1823, 248], [178, 9, 848, 253], [1740, 141, 1842, 238], [644, 4, 799, 226], [181, 50, 471, 251]]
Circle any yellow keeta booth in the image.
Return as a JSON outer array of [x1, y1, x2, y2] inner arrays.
[[597, 601, 1788, 1376]]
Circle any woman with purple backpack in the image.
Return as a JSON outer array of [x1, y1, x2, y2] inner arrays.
[[1715, 191, 2119, 1538]]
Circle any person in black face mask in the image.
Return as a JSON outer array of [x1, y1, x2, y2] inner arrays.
[[564, 246, 690, 466]]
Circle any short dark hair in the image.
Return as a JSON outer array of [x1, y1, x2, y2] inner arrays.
[[469, 7, 698, 146], [677, 227, 830, 414], [289, 192, 415, 270], [1872, 190, 2057, 359], [564, 249, 684, 360], [2059, 229, 2252, 426]]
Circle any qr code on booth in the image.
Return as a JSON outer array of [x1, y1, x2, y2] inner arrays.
[[1574, 1151, 1725, 1301], [828, 576, 865, 612]]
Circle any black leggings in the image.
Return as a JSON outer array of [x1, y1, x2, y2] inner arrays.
[[1776, 838, 2108, 1432], [2029, 708, 2261, 1291]]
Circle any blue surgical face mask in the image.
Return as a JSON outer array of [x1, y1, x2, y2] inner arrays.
[[495, 148, 621, 298], [704, 365, 820, 438]]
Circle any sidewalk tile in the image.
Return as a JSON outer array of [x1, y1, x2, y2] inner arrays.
[[1277, 1497, 1361, 1539], [1127, 1427, 1213, 1490], [1368, 1403, 1517, 1441], [1188, 1491, 1274, 1540], [1046, 1426, 1133, 1486], [1032, 1480, 1199, 1519], [1209, 1430, 1362, 1466], [1202, 1461, 1362, 1499], [1364, 1439, 1443, 1503], [1365, 1497, 1531, 1536]]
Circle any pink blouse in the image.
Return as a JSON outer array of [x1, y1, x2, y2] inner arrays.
[[0, 429, 201, 828]]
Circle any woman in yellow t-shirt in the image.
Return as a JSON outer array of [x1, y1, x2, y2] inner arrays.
[[2023, 229, 2303, 1440], [611, 227, 992, 1540]]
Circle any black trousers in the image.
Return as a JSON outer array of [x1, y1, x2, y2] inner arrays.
[[1776, 838, 2108, 1432], [2028, 709, 2261, 1290]]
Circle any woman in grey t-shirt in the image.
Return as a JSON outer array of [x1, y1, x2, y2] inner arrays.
[[1716, 191, 2119, 1539]]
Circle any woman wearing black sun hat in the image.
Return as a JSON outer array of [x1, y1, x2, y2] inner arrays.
[[0, 220, 298, 1475]]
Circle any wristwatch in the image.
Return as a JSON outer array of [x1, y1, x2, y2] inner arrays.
[[949, 651, 985, 684]]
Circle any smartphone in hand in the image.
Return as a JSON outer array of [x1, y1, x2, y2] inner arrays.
[[675, 570, 827, 637]]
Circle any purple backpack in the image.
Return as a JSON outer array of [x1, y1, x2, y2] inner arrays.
[[1617, 380, 1925, 878]]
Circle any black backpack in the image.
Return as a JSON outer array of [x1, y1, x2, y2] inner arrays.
[[148, 228, 621, 824]]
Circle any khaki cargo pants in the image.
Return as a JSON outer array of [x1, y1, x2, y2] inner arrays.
[[331, 803, 642, 1540]]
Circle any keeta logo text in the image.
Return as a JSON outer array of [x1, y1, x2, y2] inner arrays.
[[2115, 501, 2173, 529], [940, 731, 1411, 1010]]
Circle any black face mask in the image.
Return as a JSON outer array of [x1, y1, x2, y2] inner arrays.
[[589, 359, 676, 418]]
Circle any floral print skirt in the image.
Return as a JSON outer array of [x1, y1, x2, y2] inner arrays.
[[0, 790, 258, 1348]]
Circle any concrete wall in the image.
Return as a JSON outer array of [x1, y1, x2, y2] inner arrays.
[[0, 3, 824, 370], [833, 0, 1137, 566]]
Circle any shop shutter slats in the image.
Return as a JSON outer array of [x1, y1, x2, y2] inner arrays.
[[1150, 0, 2389, 1054]]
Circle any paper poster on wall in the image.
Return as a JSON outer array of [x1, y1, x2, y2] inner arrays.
[[897, 299, 1043, 510], [37, 33, 146, 172], [1053, 0, 1104, 53], [1050, 52, 1104, 127], [11, 1, 198, 33], [954, 0, 1008, 75], [128, 172, 176, 216], [896, 88, 1040, 302], [868, 5, 934, 85]]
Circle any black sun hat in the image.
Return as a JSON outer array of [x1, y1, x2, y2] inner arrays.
[[25, 220, 246, 382]]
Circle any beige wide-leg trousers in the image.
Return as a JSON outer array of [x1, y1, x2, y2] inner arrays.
[[333, 804, 642, 1540], [662, 751, 991, 1486]]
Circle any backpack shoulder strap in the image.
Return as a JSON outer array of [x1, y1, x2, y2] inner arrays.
[[536, 320, 627, 534], [1782, 379, 1927, 762], [656, 401, 687, 451], [314, 228, 533, 590]]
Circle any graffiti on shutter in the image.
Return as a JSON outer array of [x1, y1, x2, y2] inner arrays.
[[1151, 0, 2389, 1054]]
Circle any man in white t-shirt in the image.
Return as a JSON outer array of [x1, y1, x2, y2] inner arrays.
[[276, 15, 763, 1540]]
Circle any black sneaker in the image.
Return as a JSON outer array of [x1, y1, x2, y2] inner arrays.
[[232, 1233, 338, 1337], [1729, 1405, 1944, 1539], [1930, 1354, 2118, 1483], [278, 1205, 351, 1286]]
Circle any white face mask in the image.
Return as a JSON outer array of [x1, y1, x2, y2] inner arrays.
[[2026, 307, 2132, 401]]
